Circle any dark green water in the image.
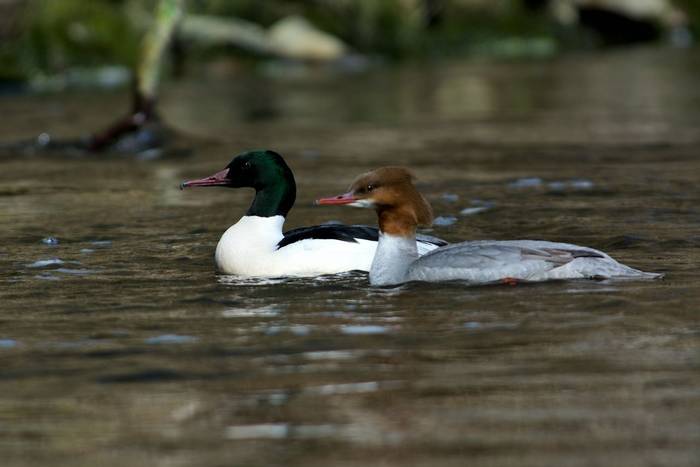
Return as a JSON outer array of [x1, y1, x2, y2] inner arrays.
[[1, 47, 699, 466]]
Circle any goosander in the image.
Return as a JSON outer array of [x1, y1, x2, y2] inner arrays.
[[181, 151, 446, 277], [317, 167, 663, 286]]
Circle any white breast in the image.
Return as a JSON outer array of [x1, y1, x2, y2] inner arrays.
[[215, 216, 285, 275], [369, 233, 419, 286]]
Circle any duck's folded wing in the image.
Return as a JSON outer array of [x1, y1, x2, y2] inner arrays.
[[521, 246, 603, 264], [407, 242, 603, 283], [279, 224, 377, 249], [415, 232, 448, 248]]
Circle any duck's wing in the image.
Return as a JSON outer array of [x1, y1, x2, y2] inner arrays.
[[278, 224, 378, 249], [279, 225, 447, 250], [415, 232, 448, 248], [408, 241, 607, 283]]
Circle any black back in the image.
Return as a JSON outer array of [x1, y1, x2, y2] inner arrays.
[[277, 224, 448, 250]]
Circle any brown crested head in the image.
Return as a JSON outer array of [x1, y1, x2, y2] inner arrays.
[[347, 167, 434, 235]]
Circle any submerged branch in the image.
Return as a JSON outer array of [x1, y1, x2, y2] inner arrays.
[[87, 0, 184, 153]]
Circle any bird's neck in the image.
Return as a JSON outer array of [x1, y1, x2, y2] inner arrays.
[[377, 207, 418, 237], [247, 179, 296, 218], [369, 231, 418, 286]]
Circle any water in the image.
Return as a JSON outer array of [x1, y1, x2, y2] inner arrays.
[[1, 47, 699, 466]]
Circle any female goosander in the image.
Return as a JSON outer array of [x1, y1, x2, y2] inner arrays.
[[181, 151, 446, 277], [317, 167, 663, 286]]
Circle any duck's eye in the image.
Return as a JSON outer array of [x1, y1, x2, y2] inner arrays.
[[366, 184, 375, 192], [243, 161, 252, 170]]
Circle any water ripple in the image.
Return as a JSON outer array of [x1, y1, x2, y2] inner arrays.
[[222, 306, 283, 318], [340, 325, 390, 335], [0, 339, 19, 349], [28, 258, 64, 268], [145, 334, 199, 345]]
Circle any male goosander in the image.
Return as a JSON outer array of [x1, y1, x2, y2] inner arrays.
[[317, 167, 663, 286], [181, 150, 446, 277]]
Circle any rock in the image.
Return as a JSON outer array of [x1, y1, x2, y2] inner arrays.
[[268, 16, 347, 61], [551, 0, 678, 22], [433, 216, 458, 226], [548, 0, 689, 45]]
